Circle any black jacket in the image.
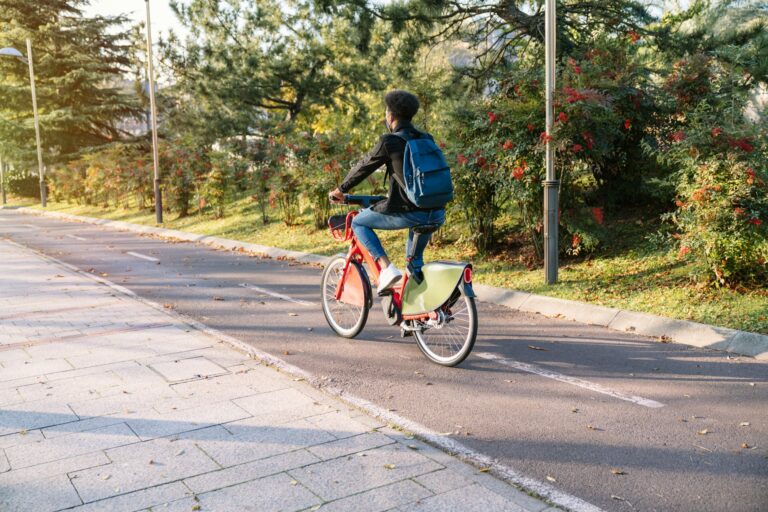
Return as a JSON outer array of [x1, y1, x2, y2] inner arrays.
[[338, 121, 436, 213]]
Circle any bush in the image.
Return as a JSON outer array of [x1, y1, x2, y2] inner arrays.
[[7, 170, 40, 198]]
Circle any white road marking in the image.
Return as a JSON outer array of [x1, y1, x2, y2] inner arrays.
[[476, 352, 666, 408], [65, 234, 87, 241], [240, 283, 318, 307], [21, 224, 38, 228], [126, 251, 160, 262]]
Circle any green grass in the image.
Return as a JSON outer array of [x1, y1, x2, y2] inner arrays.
[[12, 194, 767, 335]]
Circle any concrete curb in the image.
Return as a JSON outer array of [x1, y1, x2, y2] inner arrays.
[[13, 206, 768, 360]]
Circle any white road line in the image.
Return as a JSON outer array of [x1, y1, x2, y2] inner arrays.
[[65, 234, 87, 241], [239, 283, 318, 307], [126, 251, 160, 263], [476, 352, 665, 408], [21, 224, 37, 228]]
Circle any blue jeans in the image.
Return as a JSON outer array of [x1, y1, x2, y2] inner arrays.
[[351, 208, 446, 271]]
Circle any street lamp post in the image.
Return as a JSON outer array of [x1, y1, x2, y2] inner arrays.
[[0, 158, 6, 205], [543, 0, 559, 284], [0, 41, 46, 207], [145, 0, 163, 223]]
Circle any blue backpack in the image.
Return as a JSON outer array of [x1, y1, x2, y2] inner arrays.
[[394, 131, 454, 209]]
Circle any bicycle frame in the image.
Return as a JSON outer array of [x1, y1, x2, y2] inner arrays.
[[333, 210, 432, 322]]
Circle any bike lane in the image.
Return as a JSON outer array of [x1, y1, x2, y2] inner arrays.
[[2, 208, 766, 512]]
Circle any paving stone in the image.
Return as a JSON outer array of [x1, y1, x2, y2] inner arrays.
[[125, 399, 251, 440], [184, 448, 319, 494], [0, 451, 110, 486], [196, 472, 321, 512], [0, 386, 24, 407], [0, 399, 79, 436], [0, 357, 73, 382], [68, 382, 177, 418], [0, 427, 45, 449], [400, 484, 527, 512], [414, 469, 474, 494], [5, 422, 139, 469], [307, 432, 394, 461], [317, 479, 433, 512], [0, 473, 82, 512], [289, 443, 442, 501], [42, 414, 126, 439], [305, 410, 372, 439], [0, 448, 9, 472], [71, 436, 219, 503], [16, 370, 124, 402], [193, 417, 336, 467], [150, 357, 229, 382], [231, 387, 336, 427], [66, 482, 191, 512]]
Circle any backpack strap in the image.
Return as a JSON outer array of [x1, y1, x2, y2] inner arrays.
[[385, 129, 417, 191]]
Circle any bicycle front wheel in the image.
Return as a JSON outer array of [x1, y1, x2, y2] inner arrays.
[[413, 290, 477, 367], [321, 256, 370, 338]]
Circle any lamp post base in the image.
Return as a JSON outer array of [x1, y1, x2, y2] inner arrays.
[[40, 181, 47, 208], [543, 179, 559, 284], [154, 180, 163, 224]]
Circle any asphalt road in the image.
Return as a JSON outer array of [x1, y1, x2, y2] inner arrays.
[[1, 208, 766, 512]]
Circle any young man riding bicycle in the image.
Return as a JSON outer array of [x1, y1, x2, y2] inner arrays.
[[328, 90, 446, 295]]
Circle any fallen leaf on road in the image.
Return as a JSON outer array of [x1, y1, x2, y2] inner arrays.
[[693, 444, 712, 452], [383, 464, 396, 470], [19, 430, 27, 436], [546, 475, 556, 482], [284, 351, 291, 355], [407, 444, 419, 450], [611, 468, 627, 475], [293, 377, 305, 382], [100, 273, 108, 277], [739, 422, 750, 427], [587, 425, 603, 431], [425, 382, 433, 386], [479, 467, 491, 473], [698, 429, 710, 435], [504, 379, 514, 383], [571, 408, 579, 413], [741, 443, 751, 449], [192, 505, 201, 511], [148, 459, 155, 465], [528, 345, 548, 351], [163, 303, 174, 309], [212, 296, 224, 301], [100, 474, 111, 480], [290, 480, 298, 486], [175, 450, 185, 456], [438, 432, 453, 436], [288, 313, 299, 316]]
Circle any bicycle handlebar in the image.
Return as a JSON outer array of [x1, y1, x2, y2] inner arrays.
[[338, 195, 386, 208]]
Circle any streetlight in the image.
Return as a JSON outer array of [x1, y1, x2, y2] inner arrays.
[[145, 0, 163, 223], [543, 0, 559, 284], [0, 41, 47, 207]]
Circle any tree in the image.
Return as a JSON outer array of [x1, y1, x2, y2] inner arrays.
[[161, 0, 382, 142], [0, 1, 142, 168]]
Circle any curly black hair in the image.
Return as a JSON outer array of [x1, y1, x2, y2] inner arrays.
[[384, 90, 420, 121]]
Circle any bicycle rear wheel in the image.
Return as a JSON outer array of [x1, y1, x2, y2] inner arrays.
[[413, 289, 477, 366], [321, 256, 370, 338]]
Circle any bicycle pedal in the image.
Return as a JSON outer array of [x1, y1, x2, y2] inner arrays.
[[400, 327, 413, 338]]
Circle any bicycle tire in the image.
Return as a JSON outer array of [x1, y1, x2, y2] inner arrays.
[[321, 256, 370, 338], [413, 291, 477, 367]]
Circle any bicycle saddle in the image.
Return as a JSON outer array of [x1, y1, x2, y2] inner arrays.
[[412, 223, 441, 235]]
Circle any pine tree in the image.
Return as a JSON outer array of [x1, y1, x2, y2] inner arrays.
[[0, 0, 142, 168]]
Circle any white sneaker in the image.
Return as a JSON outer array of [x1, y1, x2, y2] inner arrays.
[[377, 264, 402, 295]]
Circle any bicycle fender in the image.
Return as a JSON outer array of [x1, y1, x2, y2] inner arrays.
[[462, 280, 476, 299], [401, 261, 469, 315]]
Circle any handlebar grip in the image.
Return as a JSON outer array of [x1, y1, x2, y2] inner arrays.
[[344, 195, 387, 207]]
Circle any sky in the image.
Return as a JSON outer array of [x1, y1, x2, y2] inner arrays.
[[83, 0, 188, 41]]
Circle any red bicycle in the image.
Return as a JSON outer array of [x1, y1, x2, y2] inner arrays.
[[321, 195, 477, 366]]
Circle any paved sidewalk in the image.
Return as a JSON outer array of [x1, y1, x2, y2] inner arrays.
[[0, 239, 555, 512]]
